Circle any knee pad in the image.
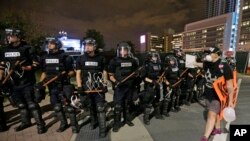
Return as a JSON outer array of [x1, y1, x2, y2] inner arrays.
[[17, 103, 26, 109], [54, 104, 62, 112], [114, 104, 122, 112], [66, 106, 74, 113], [28, 102, 38, 110], [96, 104, 105, 112]]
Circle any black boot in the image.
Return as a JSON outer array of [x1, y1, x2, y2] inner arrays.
[[162, 99, 170, 117], [143, 107, 151, 125], [183, 92, 190, 106], [124, 104, 134, 127], [54, 104, 69, 132], [175, 95, 181, 112], [113, 105, 122, 132], [15, 108, 32, 132], [97, 111, 106, 138], [31, 108, 47, 134], [0, 107, 8, 132], [170, 96, 177, 112], [154, 103, 164, 120], [69, 112, 79, 133], [188, 91, 194, 104], [56, 111, 69, 132], [89, 109, 98, 130]]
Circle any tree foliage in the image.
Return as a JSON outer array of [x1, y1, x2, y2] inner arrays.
[[84, 29, 105, 49], [0, 10, 47, 49]]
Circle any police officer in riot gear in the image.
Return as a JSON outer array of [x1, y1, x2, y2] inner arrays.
[[108, 42, 138, 132], [39, 39, 79, 133], [0, 58, 8, 132], [184, 65, 197, 106], [0, 28, 46, 134], [141, 51, 164, 125], [173, 49, 186, 95], [76, 38, 108, 137], [163, 56, 181, 113]]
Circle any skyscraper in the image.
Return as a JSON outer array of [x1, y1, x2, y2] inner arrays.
[[239, 0, 250, 50], [206, 0, 237, 17]]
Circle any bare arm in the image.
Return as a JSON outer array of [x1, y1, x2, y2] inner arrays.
[[109, 73, 116, 83], [226, 79, 234, 107], [0, 70, 4, 81], [39, 72, 46, 82], [76, 70, 82, 87], [68, 70, 75, 77], [103, 70, 108, 83], [145, 77, 153, 83]]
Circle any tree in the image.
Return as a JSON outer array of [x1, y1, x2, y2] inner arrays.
[[0, 10, 46, 46], [84, 29, 105, 49]]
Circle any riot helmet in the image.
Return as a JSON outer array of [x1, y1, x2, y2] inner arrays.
[[116, 42, 131, 58], [165, 55, 178, 68], [173, 48, 183, 57], [47, 38, 62, 53], [5, 28, 21, 45], [146, 51, 161, 63], [82, 38, 97, 55]]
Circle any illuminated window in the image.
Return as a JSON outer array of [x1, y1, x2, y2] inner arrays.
[[202, 35, 207, 38], [243, 5, 250, 10], [202, 29, 207, 33]]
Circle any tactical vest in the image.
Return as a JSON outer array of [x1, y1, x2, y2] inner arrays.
[[79, 54, 104, 81], [177, 57, 185, 71], [114, 57, 134, 81], [44, 52, 66, 77], [165, 66, 179, 81], [2, 44, 35, 85], [2, 46, 27, 66], [146, 62, 161, 80]]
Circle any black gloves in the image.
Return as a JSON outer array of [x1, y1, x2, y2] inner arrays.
[[77, 87, 85, 95]]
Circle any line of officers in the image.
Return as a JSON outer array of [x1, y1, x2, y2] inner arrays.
[[0, 28, 206, 138]]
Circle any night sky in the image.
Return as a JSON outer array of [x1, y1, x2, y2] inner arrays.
[[0, 0, 204, 50]]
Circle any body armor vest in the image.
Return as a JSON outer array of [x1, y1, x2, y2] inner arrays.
[[44, 52, 66, 78], [165, 66, 179, 82], [146, 62, 161, 80], [114, 57, 134, 81], [1, 44, 35, 85]]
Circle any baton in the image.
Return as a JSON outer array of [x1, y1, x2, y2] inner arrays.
[[179, 68, 189, 78], [119, 66, 144, 84], [43, 71, 67, 86]]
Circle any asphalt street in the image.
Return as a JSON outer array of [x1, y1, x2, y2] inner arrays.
[[74, 75, 250, 141]]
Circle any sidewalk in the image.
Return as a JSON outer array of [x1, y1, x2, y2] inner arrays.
[[0, 96, 72, 141], [0, 88, 154, 141]]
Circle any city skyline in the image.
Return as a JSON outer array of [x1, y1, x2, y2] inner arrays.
[[0, 0, 204, 50]]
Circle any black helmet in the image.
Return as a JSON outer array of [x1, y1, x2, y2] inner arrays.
[[116, 41, 132, 57], [146, 51, 161, 63], [83, 38, 97, 47], [165, 55, 178, 67], [173, 48, 183, 57], [48, 38, 62, 49], [5, 28, 21, 37]]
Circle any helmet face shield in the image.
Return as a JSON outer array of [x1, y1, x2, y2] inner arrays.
[[167, 56, 178, 67], [116, 42, 131, 58], [150, 52, 160, 63], [83, 38, 97, 54], [118, 46, 129, 58], [5, 28, 21, 44]]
